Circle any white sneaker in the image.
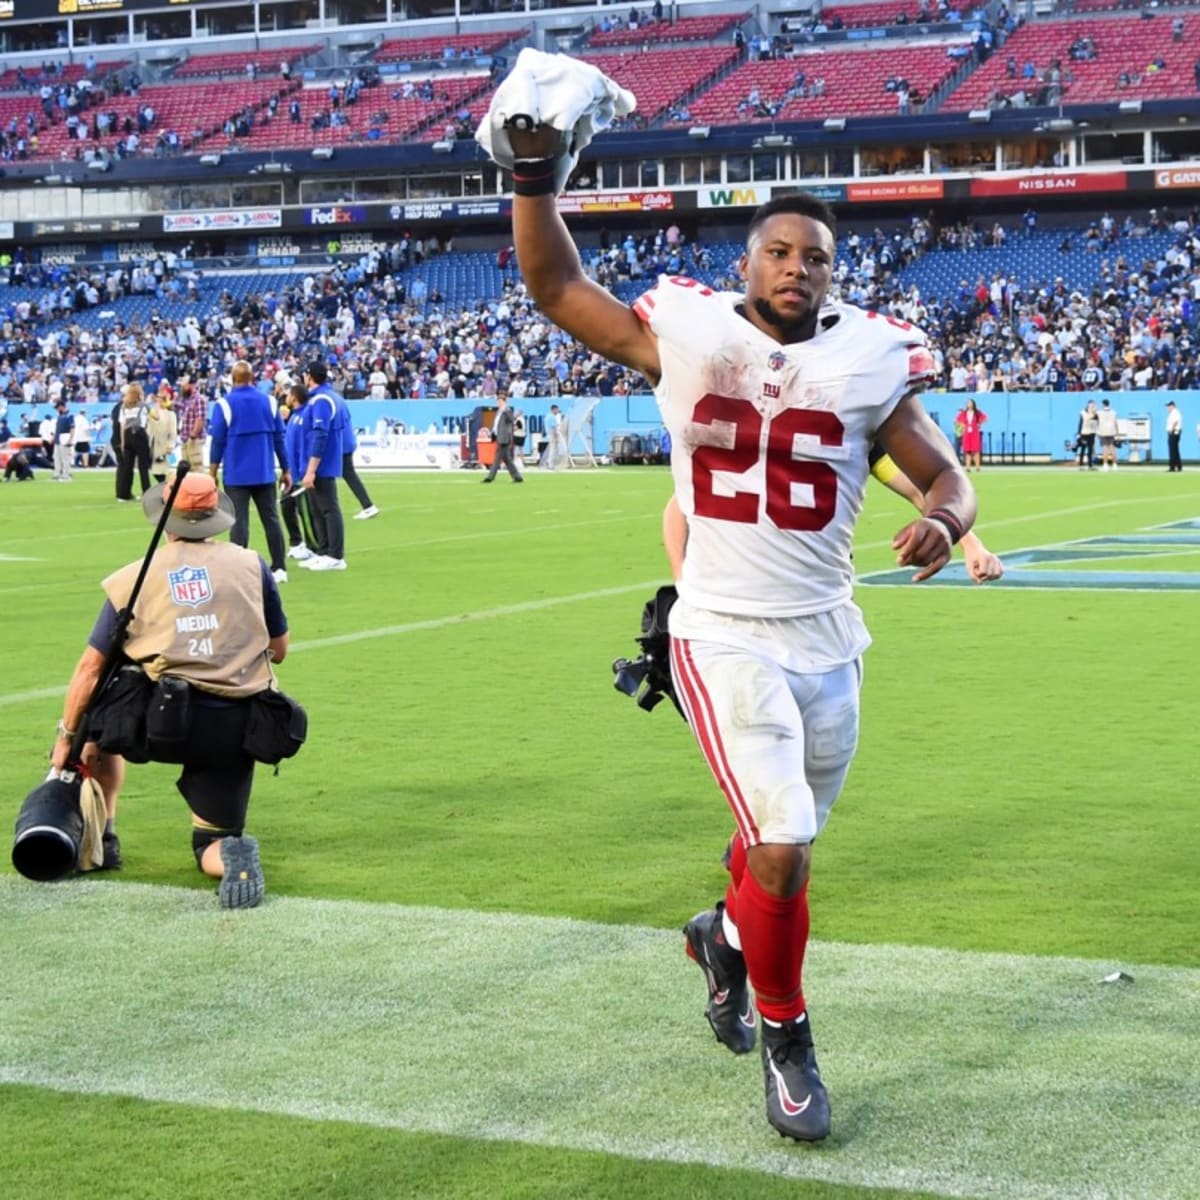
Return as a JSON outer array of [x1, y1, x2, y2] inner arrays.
[[272, 568, 288, 584], [288, 544, 314, 561], [307, 556, 347, 571], [354, 505, 380, 520]]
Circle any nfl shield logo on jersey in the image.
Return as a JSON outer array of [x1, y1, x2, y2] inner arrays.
[[168, 565, 213, 608], [767, 350, 787, 372]]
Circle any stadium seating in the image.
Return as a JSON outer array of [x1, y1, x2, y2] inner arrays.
[[819, 0, 977, 29], [678, 43, 967, 124], [943, 13, 1200, 109], [20, 80, 294, 160], [373, 29, 528, 63], [581, 47, 742, 122], [890, 226, 1182, 303], [584, 11, 747, 49], [231, 76, 490, 151], [0, 61, 128, 91], [172, 46, 322, 80]]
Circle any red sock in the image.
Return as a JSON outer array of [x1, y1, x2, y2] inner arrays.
[[724, 832, 748, 925], [736, 871, 810, 1024]]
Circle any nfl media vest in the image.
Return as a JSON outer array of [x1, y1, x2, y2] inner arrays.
[[103, 539, 274, 699]]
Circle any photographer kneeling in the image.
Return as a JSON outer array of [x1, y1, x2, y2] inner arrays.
[[50, 473, 294, 909]]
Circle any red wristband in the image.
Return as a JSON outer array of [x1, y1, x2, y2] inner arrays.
[[927, 508, 964, 545], [512, 157, 557, 197]]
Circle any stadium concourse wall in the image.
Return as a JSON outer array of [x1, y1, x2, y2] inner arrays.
[[39, 393, 1192, 467]]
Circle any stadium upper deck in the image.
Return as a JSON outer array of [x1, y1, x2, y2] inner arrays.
[[1, 1, 1198, 164]]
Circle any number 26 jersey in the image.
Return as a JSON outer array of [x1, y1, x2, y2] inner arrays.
[[633, 276, 934, 618]]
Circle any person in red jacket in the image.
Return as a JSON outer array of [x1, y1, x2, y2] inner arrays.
[[956, 398, 987, 471]]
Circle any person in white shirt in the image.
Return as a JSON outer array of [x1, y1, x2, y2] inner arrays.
[[367, 366, 389, 399], [499, 107, 975, 1145], [1096, 397, 1119, 470], [1165, 399, 1183, 472]]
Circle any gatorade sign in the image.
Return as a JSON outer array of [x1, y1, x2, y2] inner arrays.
[[1155, 168, 1200, 189]]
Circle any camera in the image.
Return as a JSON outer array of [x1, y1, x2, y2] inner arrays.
[[612, 655, 649, 699]]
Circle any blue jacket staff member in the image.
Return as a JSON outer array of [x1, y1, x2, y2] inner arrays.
[[339, 398, 379, 520], [299, 360, 348, 571], [50, 473, 290, 909], [208, 360, 292, 584]]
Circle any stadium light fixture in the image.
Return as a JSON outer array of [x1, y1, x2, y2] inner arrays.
[[311, 146, 334, 160], [968, 109, 992, 124], [431, 139, 454, 154], [822, 117, 846, 132], [1117, 99, 1142, 115], [688, 125, 711, 140], [199, 153, 222, 166]]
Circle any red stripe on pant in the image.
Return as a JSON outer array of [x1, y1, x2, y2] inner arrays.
[[670, 636, 760, 845]]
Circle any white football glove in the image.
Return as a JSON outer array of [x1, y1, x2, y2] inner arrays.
[[475, 48, 637, 194]]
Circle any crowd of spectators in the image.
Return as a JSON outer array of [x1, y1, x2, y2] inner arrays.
[[0, 208, 1197, 448]]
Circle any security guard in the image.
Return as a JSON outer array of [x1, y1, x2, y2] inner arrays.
[[50, 473, 290, 908]]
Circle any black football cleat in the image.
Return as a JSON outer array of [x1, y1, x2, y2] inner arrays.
[[683, 902, 757, 1054], [761, 1013, 831, 1142]]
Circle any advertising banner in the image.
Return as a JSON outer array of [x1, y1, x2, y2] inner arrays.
[[791, 183, 846, 203], [162, 209, 282, 233], [386, 198, 510, 222], [1154, 167, 1200, 190], [968, 171, 1127, 197], [847, 179, 945, 202], [698, 185, 773, 209], [555, 190, 675, 214], [305, 204, 368, 227]]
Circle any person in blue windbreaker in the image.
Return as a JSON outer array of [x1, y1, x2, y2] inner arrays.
[[208, 360, 291, 583], [279, 379, 327, 563], [338, 395, 379, 521], [299, 360, 348, 571]]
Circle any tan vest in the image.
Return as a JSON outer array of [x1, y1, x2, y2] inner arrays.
[[103, 539, 274, 699]]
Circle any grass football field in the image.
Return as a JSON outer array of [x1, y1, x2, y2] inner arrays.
[[1, 462, 1197, 1200]]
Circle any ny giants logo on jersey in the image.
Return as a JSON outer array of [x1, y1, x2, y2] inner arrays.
[[168, 565, 213, 608], [908, 346, 936, 381]]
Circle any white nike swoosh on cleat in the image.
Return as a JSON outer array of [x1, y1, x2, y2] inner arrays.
[[739, 1002, 755, 1028], [768, 1059, 813, 1117], [712, 988, 729, 1005]]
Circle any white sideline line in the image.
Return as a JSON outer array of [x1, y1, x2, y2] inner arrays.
[[0, 580, 662, 708], [289, 579, 661, 650], [1, 877, 1197, 1200]]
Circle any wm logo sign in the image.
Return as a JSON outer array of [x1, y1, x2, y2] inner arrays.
[[700, 186, 771, 208]]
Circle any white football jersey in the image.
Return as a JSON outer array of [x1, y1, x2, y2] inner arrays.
[[634, 276, 934, 617]]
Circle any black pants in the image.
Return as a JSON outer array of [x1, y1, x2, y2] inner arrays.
[[341, 451, 373, 510], [173, 699, 255, 833], [1168, 431, 1183, 471], [226, 482, 287, 572], [486, 441, 523, 481], [309, 475, 344, 559], [116, 430, 152, 498], [283, 487, 326, 554], [1077, 434, 1095, 468]]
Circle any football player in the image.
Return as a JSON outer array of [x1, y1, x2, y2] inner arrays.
[[501, 113, 975, 1141]]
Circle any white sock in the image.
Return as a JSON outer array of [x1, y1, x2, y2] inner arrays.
[[721, 906, 742, 951]]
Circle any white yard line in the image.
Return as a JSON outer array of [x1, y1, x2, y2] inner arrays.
[[2, 876, 1196, 1200], [0, 580, 663, 708]]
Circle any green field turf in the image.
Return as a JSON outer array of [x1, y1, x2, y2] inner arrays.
[[2, 464, 1198, 1200]]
